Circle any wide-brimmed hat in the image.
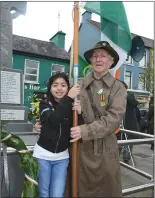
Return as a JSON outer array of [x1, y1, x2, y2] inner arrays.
[[84, 41, 119, 69]]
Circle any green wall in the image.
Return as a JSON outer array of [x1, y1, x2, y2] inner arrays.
[[13, 53, 69, 108], [50, 32, 65, 49]]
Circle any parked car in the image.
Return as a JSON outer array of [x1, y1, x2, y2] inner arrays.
[[139, 108, 149, 133]]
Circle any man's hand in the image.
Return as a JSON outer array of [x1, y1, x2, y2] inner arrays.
[[34, 121, 41, 133], [70, 126, 82, 142]]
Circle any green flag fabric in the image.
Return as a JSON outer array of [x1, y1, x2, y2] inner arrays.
[[80, 2, 132, 77]]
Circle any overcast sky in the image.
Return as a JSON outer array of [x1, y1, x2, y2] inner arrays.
[[12, 2, 154, 52]]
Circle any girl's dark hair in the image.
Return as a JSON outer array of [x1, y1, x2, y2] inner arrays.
[[46, 72, 70, 106]]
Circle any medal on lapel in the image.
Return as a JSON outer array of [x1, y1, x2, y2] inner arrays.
[[100, 94, 106, 106], [97, 89, 106, 106]]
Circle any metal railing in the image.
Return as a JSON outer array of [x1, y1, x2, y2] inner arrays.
[[1, 129, 154, 197], [119, 129, 154, 196]]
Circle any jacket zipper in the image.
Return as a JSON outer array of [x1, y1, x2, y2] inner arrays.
[[55, 123, 62, 153]]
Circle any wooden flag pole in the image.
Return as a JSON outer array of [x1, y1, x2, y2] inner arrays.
[[72, 1, 79, 198]]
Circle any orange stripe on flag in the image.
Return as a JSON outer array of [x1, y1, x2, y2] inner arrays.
[[115, 69, 120, 79]]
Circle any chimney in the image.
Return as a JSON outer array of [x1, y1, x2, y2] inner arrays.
[[82, 11, 92, 23], [50, 31, 66, 49]]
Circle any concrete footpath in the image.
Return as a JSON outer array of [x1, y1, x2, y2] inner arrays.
[[120, 144, 154, 197]]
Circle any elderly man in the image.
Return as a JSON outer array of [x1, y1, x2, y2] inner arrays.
[[35, 41, 127, 197]]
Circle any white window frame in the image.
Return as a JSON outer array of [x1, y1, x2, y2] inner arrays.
[[124, 71, 132, 89], [126, 55, 133, 65], [51, 64, 65, 76], [24, 59, 40, 84], [138, 73, 146, 91], [139, 50, 147, 68]]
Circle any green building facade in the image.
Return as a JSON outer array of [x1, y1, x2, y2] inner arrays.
[[12, 31, 70, 109]]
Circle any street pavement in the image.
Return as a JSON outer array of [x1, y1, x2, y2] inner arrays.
[[120, 144, 154, 197]]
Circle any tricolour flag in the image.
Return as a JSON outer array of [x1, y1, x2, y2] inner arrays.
[[70, 54, 91, 79], [80, 2, 132, 78]]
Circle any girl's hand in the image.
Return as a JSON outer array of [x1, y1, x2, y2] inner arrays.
[[72, 100, 81, 114], [34, 120, 41, 133], [68, 84, 80, 99]]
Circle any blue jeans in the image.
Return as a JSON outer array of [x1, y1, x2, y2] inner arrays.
[[36, 158, 69, 197]]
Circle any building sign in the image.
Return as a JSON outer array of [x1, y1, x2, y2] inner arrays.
[[24, 84, 46, 91], [1, 70, 21, 104], [1, 109, 25, 120]]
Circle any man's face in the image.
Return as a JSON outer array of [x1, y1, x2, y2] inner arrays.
[[90, 49, 114, 75]]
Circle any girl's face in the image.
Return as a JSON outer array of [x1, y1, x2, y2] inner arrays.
[[50, 77, 69, 100]]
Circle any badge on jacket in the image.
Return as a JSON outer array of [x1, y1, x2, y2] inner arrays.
[[97, 89, 106, 106]]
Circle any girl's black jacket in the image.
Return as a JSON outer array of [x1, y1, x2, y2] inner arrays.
[[37, 96, 84, 153]]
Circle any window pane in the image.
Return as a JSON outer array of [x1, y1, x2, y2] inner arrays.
[[52, 64, 64, 75], [26, 60, 39, 69], [139, 82, 144, 90], [139, 57, 145, 66], [26, 68, 37, 75], [126, 56, 132, 64], [125, 77, 131, 89], [125, 71, 130, 77], [52, 70, 57, 75], [124, 71, 131, 89], [25, 74, 37, 82], [138, 74, 145, 90], [139, 51, 146, 67]]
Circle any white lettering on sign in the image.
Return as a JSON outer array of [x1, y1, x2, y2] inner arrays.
[[1, 71, 21, 104], [1, 109, 25, 120], [24, 84, 40, 90]]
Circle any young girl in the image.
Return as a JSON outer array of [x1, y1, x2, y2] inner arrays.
[[33, 72, 81, 198]]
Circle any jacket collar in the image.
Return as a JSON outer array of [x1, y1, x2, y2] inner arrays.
[[83, 71, 115, 88]]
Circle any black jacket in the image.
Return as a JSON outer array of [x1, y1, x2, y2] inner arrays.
[[37, 96, 84, 153], [147, 103, 154, 135], [124, 93, 140, 139]]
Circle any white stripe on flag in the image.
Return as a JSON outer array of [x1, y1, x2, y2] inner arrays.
[[101, 33, 127, 77], [79, 2, 87, 8]]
